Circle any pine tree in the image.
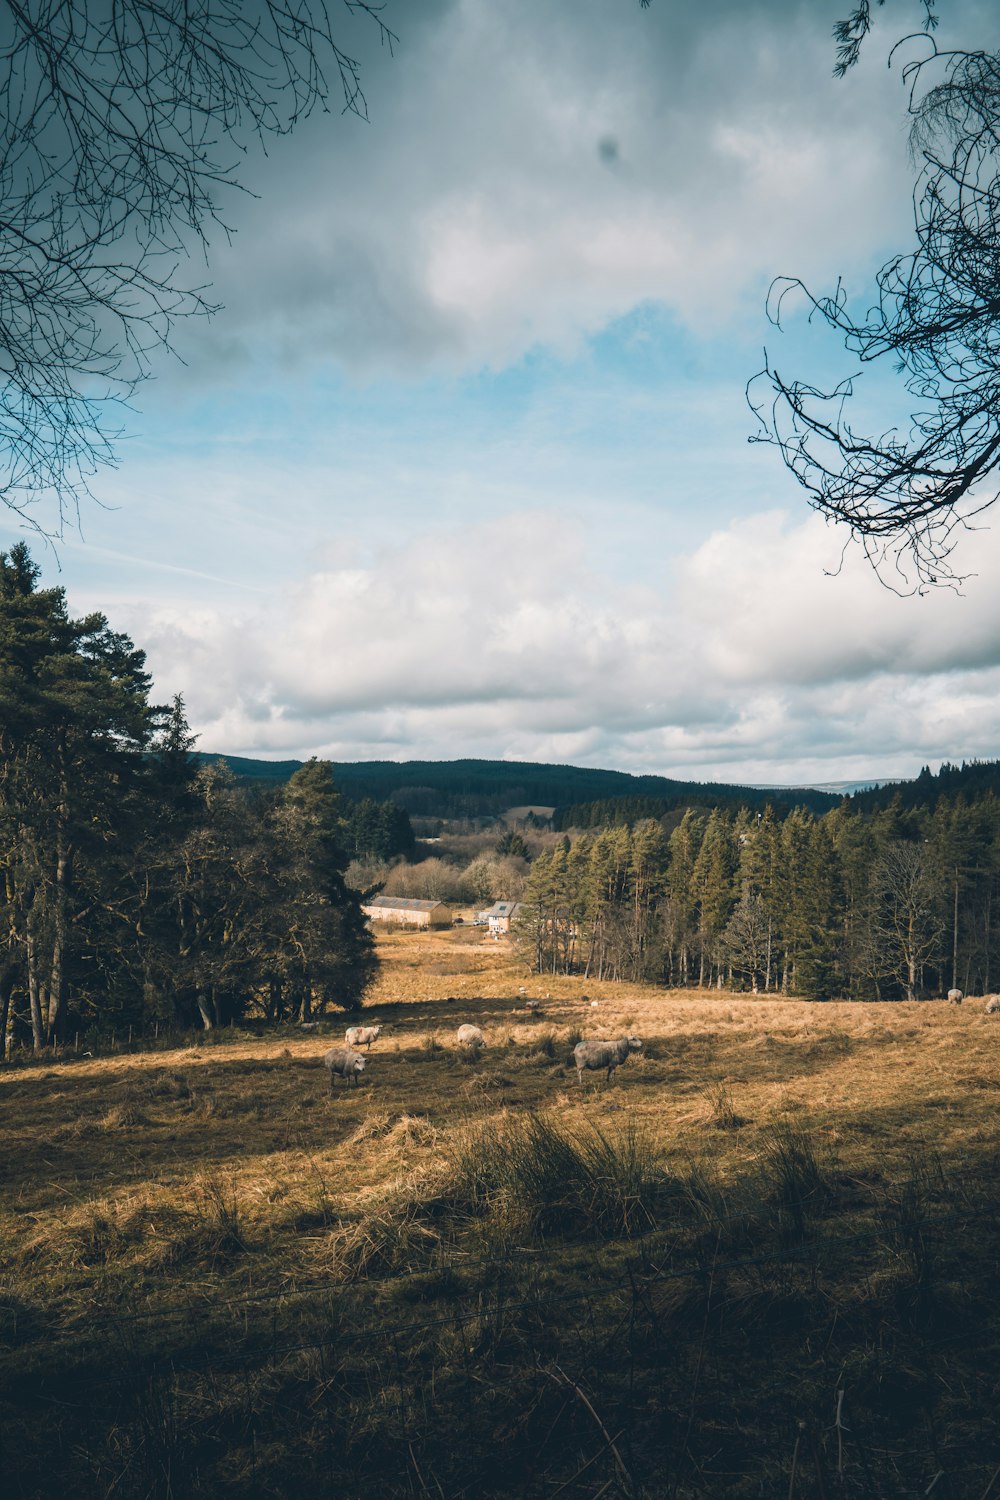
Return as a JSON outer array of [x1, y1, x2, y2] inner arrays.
[[0, 544, 159, 1046], [690, 809, 737, 986]]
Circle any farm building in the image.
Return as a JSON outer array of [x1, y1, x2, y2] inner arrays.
[[485, 900, 523, 936], [361, 896, 453, 928]]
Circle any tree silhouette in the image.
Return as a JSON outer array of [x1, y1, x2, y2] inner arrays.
[[0, 1, 394, 531], [752, 9, 1000, 588]]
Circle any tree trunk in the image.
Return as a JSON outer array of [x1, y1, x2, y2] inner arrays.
[[47, 735, 71, 1043], [985, 885, 992, 994], [952, 872, 960, 993], [0, 966, 16, 1062], [26, 918, 44, 1052], [196, 989, 213, 1030]]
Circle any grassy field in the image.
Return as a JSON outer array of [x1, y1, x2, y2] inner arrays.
[[3, 927, 1000, 1498]]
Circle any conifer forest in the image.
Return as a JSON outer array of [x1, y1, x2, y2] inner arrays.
[[0, 545, 377, 1055], [521, 792, 1000, 1002]]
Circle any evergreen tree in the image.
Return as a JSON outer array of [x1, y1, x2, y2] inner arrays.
[[690, 809, 737, 985], [0, 544, 159, 1046]]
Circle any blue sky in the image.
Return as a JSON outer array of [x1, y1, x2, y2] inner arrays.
[[6, 0, 1000, 784]]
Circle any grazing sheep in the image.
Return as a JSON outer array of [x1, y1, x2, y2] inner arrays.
[[323, 1047, 366, 1091], [986, 996, 1000, 1015], [948, 989, 964, 1005], [456, 1024, 486, 1050], [573, 1035, 643, 1086], [524, 998, 541, 1012], [345, 1023, 383, 1050]]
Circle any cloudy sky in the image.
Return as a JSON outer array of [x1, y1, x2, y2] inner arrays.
[[6, 0, 1000, 786]]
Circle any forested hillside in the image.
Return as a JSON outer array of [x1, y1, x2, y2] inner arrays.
[[849, 758, 1000, 811], [0, 546, 376, 1055], [553, 784, 837, 829], [196, 752, 841, 820], [522, 796, 1000, 1001]]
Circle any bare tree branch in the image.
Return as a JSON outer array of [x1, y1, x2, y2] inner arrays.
[[0, 1, 396, 532], [750, 30, 1000, 590]]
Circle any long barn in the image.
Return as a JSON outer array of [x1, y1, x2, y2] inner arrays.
[[361, 896, 453, 928]]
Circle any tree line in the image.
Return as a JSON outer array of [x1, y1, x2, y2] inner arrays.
[[0, 546, 377, 1056], [520, 794, 1000, 1001]]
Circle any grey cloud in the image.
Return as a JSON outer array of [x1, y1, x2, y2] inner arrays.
[[166, 0, 996, 382]]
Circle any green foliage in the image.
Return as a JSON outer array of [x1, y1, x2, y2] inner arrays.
[[339, 796, 415, 862], [0, 551, 377, 1052], [518, 783, 1000, 999], [494, 828, 527, 859]]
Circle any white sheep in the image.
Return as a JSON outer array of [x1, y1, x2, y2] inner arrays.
[[948, 989, 964, 1005], [524, 998, 541, 1012], [985, 996, 1000, 1015], [345, 1023, 383, 1049], [323, 1047, 366, 1091], [456, 1024, 486, 1050], [573, 1035, 643, 1085]]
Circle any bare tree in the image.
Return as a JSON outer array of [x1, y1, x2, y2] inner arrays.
[[751, 10, 1000, 589], [720, 890, 771, 993], [871, 841, 944, 1000], [0, 1, 394, 531]]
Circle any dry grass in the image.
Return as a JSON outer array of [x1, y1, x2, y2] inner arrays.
[[3, 928, 1000, 1497]]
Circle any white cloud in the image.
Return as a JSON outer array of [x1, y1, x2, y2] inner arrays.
[[111, 504, 1000, 784]]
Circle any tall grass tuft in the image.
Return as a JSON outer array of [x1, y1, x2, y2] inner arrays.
[[756, 1122, 829, 1237], [681, 1159, 761, 1253], [193, 1176, 248, 1260], [454, 1112, 668, 1239], [877, 1160, 937, 1310], [704, 1081, 746, 1130]]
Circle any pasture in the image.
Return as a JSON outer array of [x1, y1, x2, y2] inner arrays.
[[3, 926, 1000, 1498]]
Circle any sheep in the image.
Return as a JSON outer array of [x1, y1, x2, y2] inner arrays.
[[948, 988, 964, 1005], [456, 1023, 486, 1050], [345, 1023, 382, 1050], [323, 1047, 366, 1091], [573, 1035, 643, 1086], [524, 998, 541, 1013], [985, 995, 1000, 1015]]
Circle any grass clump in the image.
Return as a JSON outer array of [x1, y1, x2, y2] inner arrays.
[[703, 1081, 747, 1130], [756, 1121, 829, 1236], [455, 1111, 668, 1239]]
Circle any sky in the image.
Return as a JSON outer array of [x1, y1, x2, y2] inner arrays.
[[6, 0, 1000, 787]]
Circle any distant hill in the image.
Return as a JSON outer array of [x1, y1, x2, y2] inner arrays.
[[192, 753, 841, 819], [750, 778, 898, 796], [194, 753, 305, 783], [849, 759, 1000, 812]]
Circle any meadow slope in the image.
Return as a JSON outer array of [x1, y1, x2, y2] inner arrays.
[[2, 927, 1000, 1498]]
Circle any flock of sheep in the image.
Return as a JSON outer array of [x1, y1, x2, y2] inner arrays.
[[322, 985, 1000, 1093], [948, 989, 1000, 1012], [322, 1020, 645, 1092]]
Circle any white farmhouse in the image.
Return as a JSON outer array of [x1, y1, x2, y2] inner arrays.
[[361, 896, 453, 929], [485, 900, 523, 937]]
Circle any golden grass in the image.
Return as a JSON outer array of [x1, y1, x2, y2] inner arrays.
[[4, 927, 1000, 1496]]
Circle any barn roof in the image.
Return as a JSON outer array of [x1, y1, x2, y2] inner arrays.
[[363, 896, 450, 912]]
